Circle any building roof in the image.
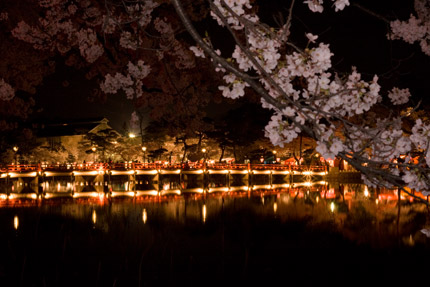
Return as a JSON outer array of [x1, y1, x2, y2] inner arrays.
[[36, 117, 116, 138]]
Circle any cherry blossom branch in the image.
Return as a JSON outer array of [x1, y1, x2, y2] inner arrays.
[[350, 2, 390, 24], [285, 0, 296, 38], [338, 151, 430, 205], [210, 1, 299, 107], [172, 0, 317, 138]]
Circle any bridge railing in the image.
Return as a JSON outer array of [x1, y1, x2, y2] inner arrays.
[[1, 162, 327, 173], [4, 164, 39, 172], [290, 165, 327, 172]]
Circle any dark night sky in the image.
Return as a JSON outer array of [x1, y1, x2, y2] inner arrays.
[[32, 65, 135, 132], [31, 0, 430, 131]]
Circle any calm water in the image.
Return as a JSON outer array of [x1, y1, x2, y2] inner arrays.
[[1, 183, 430, 286]]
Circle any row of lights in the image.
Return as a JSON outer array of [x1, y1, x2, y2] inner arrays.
[[11, 142, 280, 165]]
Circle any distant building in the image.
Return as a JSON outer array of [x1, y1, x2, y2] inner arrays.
[[36, 118, 121, 161]]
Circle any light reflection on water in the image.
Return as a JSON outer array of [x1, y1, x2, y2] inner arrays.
[[3, 183, 430, 248], [2, 182, 430, 286], [142, 208, 147, 224], [13, 215, 18, 230]]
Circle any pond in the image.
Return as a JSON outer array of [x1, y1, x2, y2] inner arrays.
[[1, 183, 430, 286]]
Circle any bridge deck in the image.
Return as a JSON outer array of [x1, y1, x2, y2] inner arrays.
[[1, 162, 327, 174]]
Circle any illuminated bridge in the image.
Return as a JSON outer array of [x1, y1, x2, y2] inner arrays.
[[0, 162, 327, 200]]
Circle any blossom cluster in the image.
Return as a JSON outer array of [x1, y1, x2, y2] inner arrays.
[[117, 1, 159, 49], [76, 28, 104, 63], [315, 129, 345, 160], [0, 79, 15, 101], [11, 0, 159, 63], [153, 17, 195, 69], [286, 43, 333, 77], [369, 119, 410, 161], [303, 0, 350, 13], [100, 60, 150, 99], [189, 46, 205, 58], [218, 74, 248, 99], [411, 119, 430, 167], [387, 87, 411, 105], [211, 0, 257, 30], [124, 1, 159, 28], [11, 0, 105, 63], [264, 113, 301, 147], [119, 31, 140, 50], [389, 0, 430, 56], [0, 12, 8, 21]]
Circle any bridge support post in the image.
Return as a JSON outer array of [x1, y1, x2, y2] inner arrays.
[[289, 165, 293, 185], [104, 172, 110, 194], [36, 165, 44, 195], [132, 171, 136, 193], [34, 174, 39, 196], [179, 171, 183, 192], [6, 173, 10, 196], [203, 170, 208, 191], [156, 171, 160, 193], [244, 171, 249, 188], [269, 171, 273, 187]]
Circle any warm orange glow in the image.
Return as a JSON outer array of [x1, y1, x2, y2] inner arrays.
[[162, 189, 181, 195], [14, 215, 19, 230], [136, 169, 158, 175], [202, 204, 207, 223], [364, 186, 369, 197], [273, 202, 278, 213], [92, 210, 97, 224], [142, 209, 147, 224], [110, 170, 135, 175], [229, 169, 248, 174], [330, 202, 335, 213], [160, 169, 181, 174], [73, 170, 99, 176], [322, 188, 336, 199], [208, 169, 229, 174], [208, 187, 229, 193]]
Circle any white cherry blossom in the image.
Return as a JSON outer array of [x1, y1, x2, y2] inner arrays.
[[0, 79, 15, 101], [388, 87, 411, 105]]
